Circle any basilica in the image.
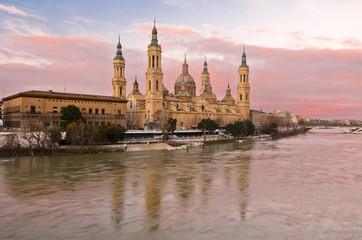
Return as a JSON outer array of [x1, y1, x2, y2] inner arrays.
[[113, 20, 251, 130]]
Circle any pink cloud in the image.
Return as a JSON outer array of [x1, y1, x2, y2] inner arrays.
[[1, 29, 362, 120]]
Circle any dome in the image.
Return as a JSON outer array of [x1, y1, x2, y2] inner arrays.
[[200, 91, 216, 99], [175, 74, 195, 84], [176, 90, 191, 97], [222, 95, 235, 101]]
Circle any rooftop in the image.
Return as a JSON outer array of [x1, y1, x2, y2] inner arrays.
[[2, 90, 128, 103]]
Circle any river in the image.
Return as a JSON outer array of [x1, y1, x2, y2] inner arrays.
[[1, 130, 362, 240]]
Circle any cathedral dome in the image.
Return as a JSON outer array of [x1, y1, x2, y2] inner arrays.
[[201, 91, 217, 99], [175, 74, 195, 84], [176, 89, 191, 97]]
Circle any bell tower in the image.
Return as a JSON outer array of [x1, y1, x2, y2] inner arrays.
[[145, 19, 164, 122], [236, 46, 250, 119], [199, 57, 210, 95], [112, 35, 126, 98]]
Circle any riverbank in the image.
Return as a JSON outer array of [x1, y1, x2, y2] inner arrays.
[[0, 127, 307, 157]]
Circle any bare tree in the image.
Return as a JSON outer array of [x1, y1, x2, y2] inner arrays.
[[44, 126, 62, 155], [155, 108, 169, 141], [1, 134, 21, 157], [127, 104, 139, 129], [21, 122, 47, 156]]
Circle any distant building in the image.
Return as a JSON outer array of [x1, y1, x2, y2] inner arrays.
[[250, 109, 263, 129], [2, 90, 127, 130], [274, 110, 292, 126]]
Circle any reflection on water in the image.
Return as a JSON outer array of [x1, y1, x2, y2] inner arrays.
[[1, 131, 362, 239]]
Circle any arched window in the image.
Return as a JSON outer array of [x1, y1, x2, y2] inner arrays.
[[120, 87, 122, 96], [157, 56, 159, 68], [156, 80, 159, 90], [116, 68, 119, 76], [243, 74, 245, 82], [149, 81, 151, 91], [246, 94, 248, 100], [152, 55, 155, 68], [120, 68, 122, 77], [240, 94, 242, 101], [240, 75, 242, 82]]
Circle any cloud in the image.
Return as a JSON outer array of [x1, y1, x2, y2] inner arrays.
[[236, 27, 362, 50], [64, 20, 77, 26], [74, 16, 96, 24], [0, 3, 46, 21], [1, 18, 46, 35]]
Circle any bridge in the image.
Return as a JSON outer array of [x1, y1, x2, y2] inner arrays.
[[305, 126, 362, 134]]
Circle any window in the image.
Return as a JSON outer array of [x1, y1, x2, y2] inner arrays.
[[95, 108, 99, 114], [149, 81, 151, 91], [89, 108, 93, 114], [246, 94, 248, 100], [120, 68, 122, 77], [101, 109, 105, 114], [240, 94, 242, 101], [157, 55, 159, 68], [130, 100, 132, 108], [82, 108, 86, 113], [120, 87, 122, 96], [156, 80, 159, 90], [243, 74, 246, 82], [53, 107, 58, 113], [31, 106, 36, 113], [149, 56, 151, 68], [152, 55, 155, 68]]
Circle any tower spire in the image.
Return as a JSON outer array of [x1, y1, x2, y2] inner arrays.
[[182, 53, 188, 74], [114, 35, 124, 60], [202, 56, 208, 74], [241, 45, 248, 67], [151, 18, 159, 46]]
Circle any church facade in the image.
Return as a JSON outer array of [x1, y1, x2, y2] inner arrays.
[[116, 20, 251, 130]]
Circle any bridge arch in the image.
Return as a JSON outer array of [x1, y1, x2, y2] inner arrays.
[[306, 126, 351, 134]]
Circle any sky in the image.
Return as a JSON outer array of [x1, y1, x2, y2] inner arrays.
[[0, 0, 362, 120]]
